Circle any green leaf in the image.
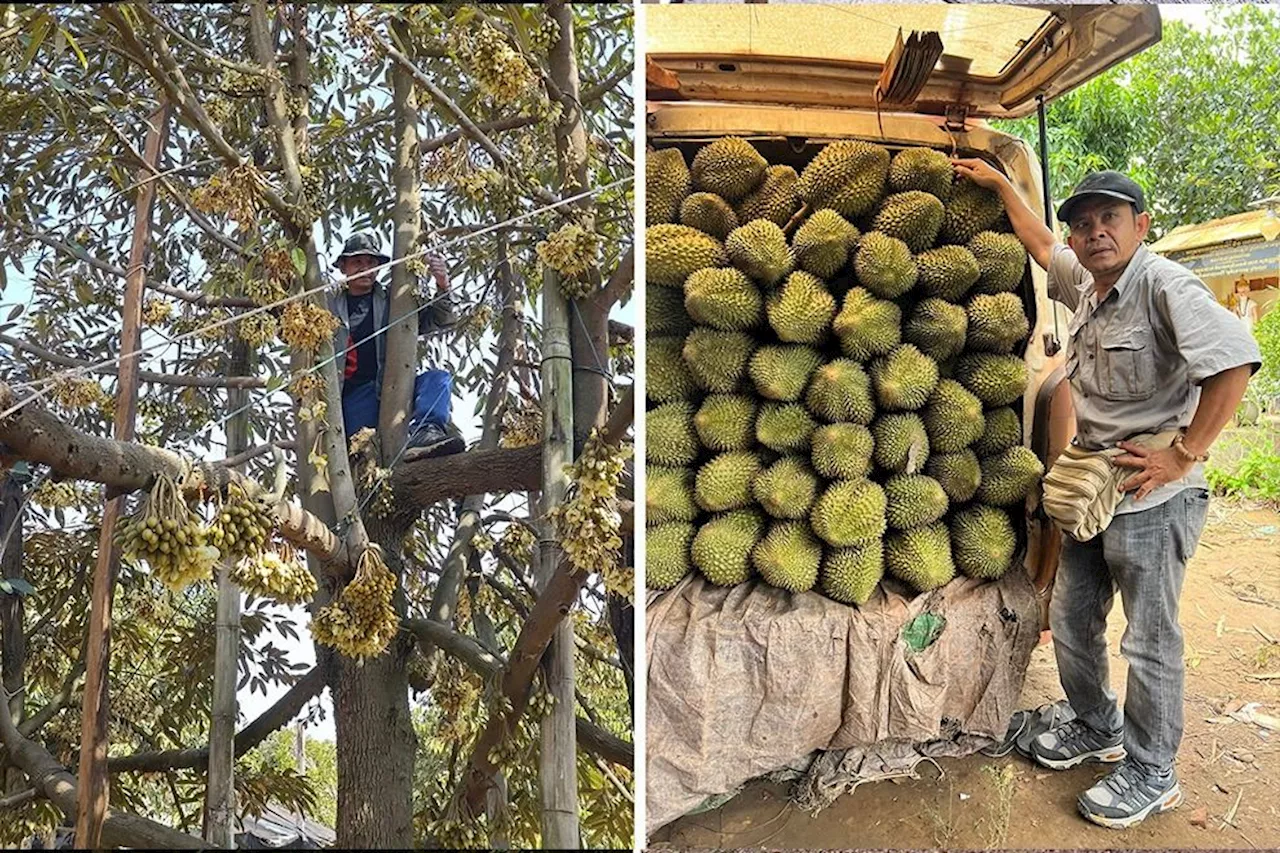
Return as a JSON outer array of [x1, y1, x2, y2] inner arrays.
[[61, 25, 88, 71], [6, 578, 34, 596], [0, 580, 11, 594], [291, 247, 307, 276], [20, 13, 51, 71]]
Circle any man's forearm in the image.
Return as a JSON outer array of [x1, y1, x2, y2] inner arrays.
[[1183, 365, 1253, 457], [993, 180, 1057, 271]]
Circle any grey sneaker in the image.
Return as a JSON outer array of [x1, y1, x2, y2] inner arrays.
[[1030, 718, 1127, 770], [407, 421, 464, 457], [1078, 761, 1182, 829]]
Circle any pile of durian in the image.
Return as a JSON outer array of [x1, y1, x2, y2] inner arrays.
[[646, 138, 1044, 604]]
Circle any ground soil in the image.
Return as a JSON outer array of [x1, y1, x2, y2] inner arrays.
[[651, 500, 1280, 849]]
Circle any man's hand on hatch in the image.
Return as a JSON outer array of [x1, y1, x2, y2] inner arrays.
[[1113, 441, 1195, 502], [428, 255, 449, 291]]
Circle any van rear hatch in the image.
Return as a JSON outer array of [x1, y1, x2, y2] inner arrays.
[[647, 4, 1160, 121]]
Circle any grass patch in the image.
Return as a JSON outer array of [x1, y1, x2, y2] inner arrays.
[[980, 763, 1016, 849], [1206, 421, 1280, 504]]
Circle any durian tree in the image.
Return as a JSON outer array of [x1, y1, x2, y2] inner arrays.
[[0, 3, 633, 849]]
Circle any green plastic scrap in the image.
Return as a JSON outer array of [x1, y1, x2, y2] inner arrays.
[[902, 612, 946, 653]]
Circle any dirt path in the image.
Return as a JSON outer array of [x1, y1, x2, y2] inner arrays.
[[652, 501, 1280, 849]]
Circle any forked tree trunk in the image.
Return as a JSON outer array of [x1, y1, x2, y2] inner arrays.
[[334, 516, 417, 847], [332, 14, 422, 845]]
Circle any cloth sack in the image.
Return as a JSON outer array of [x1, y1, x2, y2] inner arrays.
[[1041, 430, 1180, 541]]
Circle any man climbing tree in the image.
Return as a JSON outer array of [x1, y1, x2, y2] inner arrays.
[[329, 231, 464, 455]]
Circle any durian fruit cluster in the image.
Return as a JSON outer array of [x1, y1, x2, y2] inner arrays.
[[279, 301, 339, 354], [207, 482, 277, 562], [311, 545, 399, 660], [141, 298, 173, 326], [499, 403, 542, 449], [50, 375, 107, 411], [115, 473, 220, 591], [238, 311, 279, 348], [536, 222, 601, 300], [231, 541, 317, 606], [645, 138, 1045, 604], [452, 22, 537, 104]]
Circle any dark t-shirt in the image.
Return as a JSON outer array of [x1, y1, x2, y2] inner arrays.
[[344, 292, 378, 384]]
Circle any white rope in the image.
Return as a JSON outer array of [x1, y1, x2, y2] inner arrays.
[[0, 177, 631, 421]]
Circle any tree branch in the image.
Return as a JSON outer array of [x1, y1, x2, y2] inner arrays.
[[391, 445, 541, 506], [94, 108, 249, 260], [600, 385, 634, 448], [0, 385, 347, 569], [249, 0, 369, 562], [0, 685, 205, 848], [582, 65, 632, 104], [135, 3, 264, 76], [364, 25, 561, 209], [0, 334, 267, 390], [420, 115, 538, 156], [403, 618, 631, 769], [456, 558, 598, 813], [0, 214, 256, 309], [17, 658, 85, 739], [595, 246, 634, 311], [219, 440, 296, 468], [102, 6, 293, 219], [107, 664, 327, 773]]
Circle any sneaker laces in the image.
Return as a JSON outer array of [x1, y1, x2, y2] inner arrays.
[[1051, 718, 1098, 751], [1101, 761, 1163, 804]]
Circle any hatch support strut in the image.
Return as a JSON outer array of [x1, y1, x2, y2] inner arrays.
[[1037, 93, 1061, 356]]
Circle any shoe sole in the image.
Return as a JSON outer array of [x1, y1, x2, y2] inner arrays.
[[1033, 745, 1128, 771], [1079, 783, 1182, 829]]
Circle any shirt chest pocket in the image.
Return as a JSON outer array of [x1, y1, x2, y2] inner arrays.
[[1098, 325, 1156, 401]]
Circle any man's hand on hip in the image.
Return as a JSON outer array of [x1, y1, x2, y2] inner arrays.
[[1114, 440, 1196, 502]]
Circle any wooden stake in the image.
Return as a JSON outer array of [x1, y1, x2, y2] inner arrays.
[[75, 95, 170, 850], [204, 333, 250, 847], [538, 266, 578, 849]]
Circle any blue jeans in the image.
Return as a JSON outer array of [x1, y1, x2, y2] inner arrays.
[[1050, 487, 1210, 771]]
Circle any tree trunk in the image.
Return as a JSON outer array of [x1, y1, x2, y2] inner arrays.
[[1, 473, 26, 800], [379, 17, 421, 457], [334, 516, 417, 848]]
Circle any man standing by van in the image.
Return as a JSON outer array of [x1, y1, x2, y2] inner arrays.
[[952, 161, 1259, 828]]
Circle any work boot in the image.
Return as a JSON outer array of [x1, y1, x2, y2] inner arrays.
[[1030, 717, 1126, 770], [406, 420, 465, 457], [1077, 760, 1182, 829]]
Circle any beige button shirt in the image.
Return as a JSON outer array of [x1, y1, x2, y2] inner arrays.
[[1048, 244, 1261, 514]]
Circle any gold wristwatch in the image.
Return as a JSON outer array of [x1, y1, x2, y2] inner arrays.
[[1172, 432, 1209, 463]]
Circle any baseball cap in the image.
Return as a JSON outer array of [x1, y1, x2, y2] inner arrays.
[[1056, 171, 1146, 225]]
